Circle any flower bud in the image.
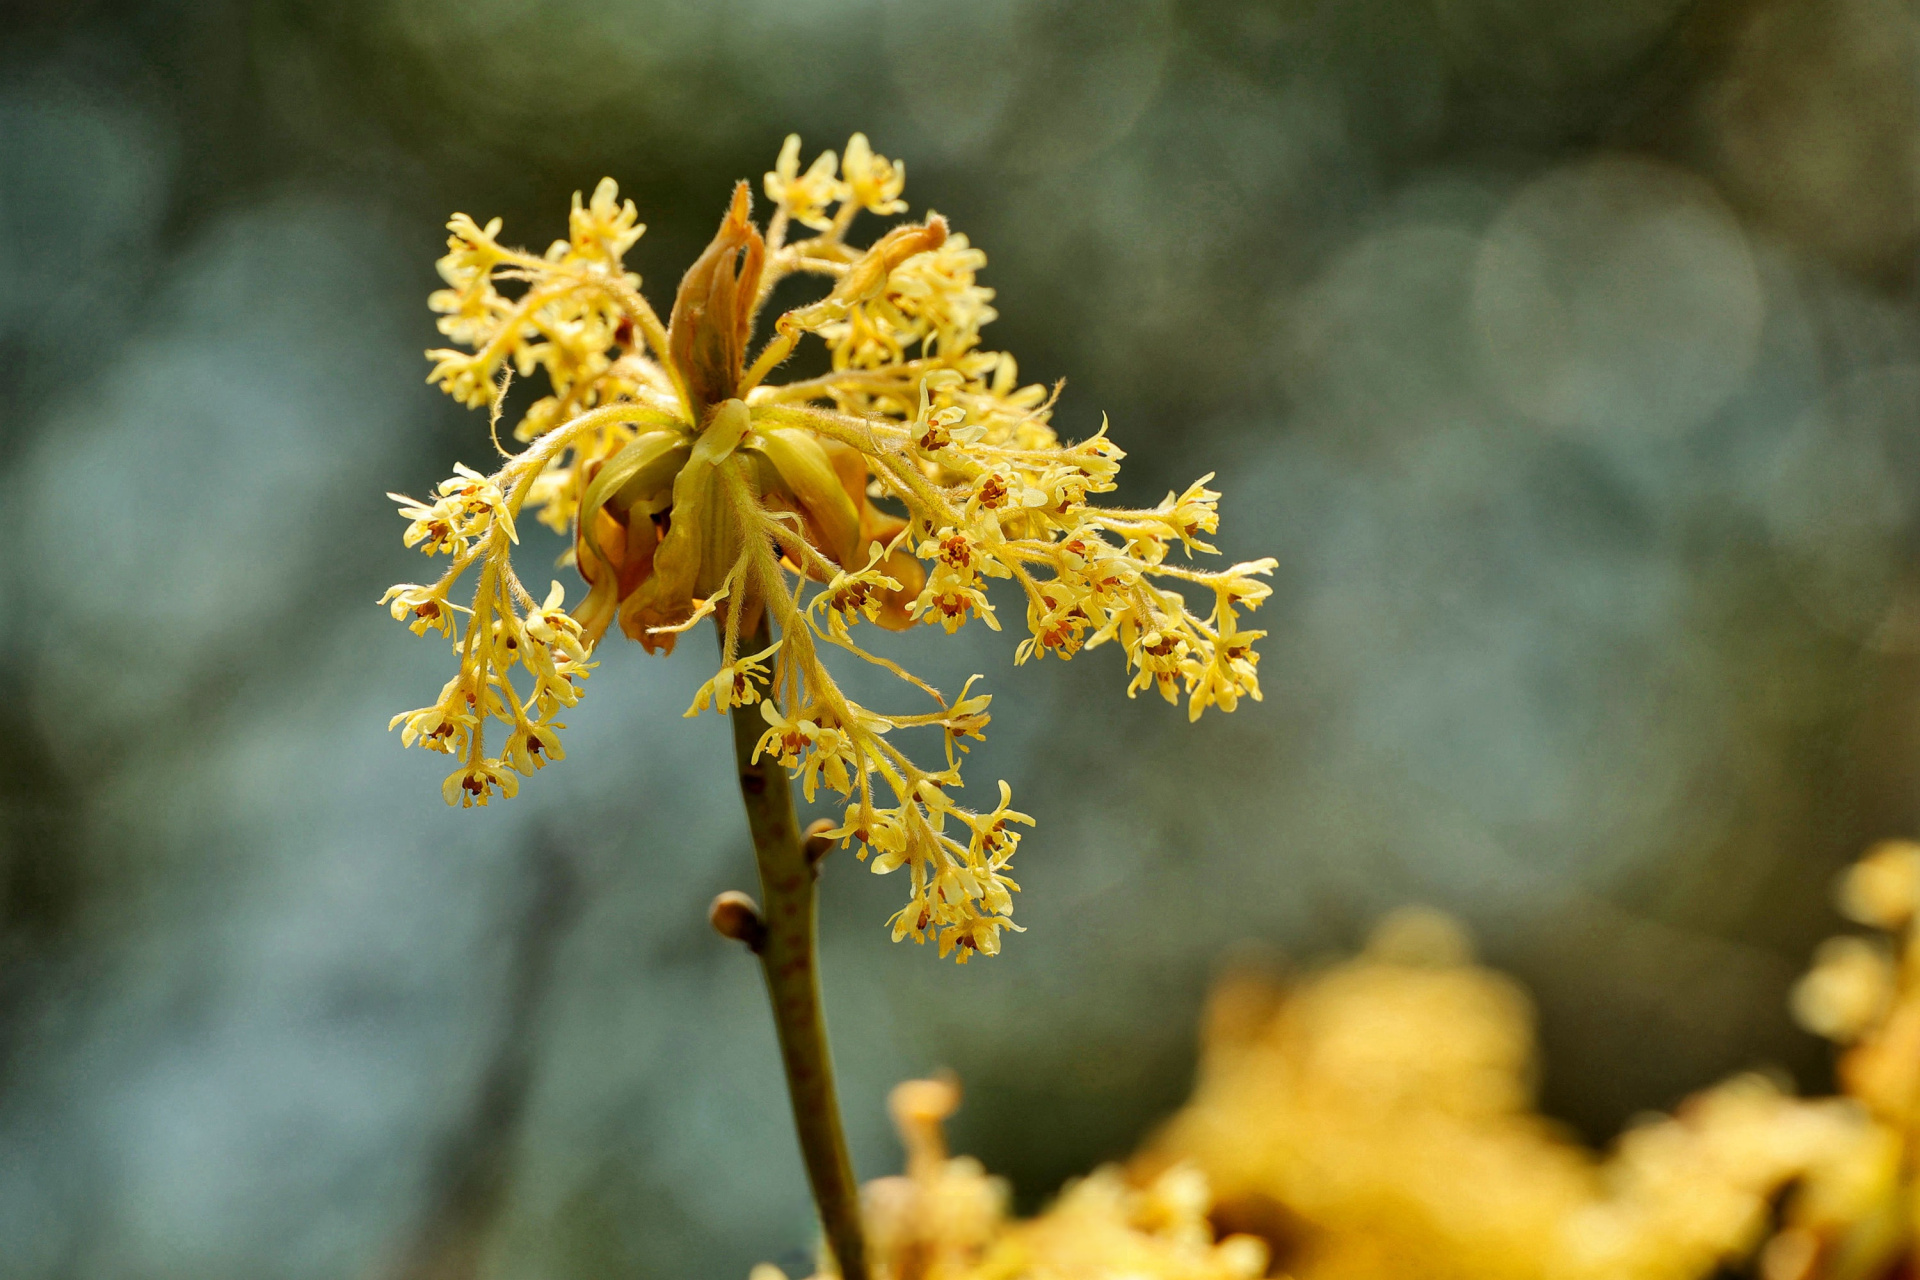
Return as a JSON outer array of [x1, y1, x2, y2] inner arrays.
[[709, 890, 767, 951], [667, 182, 765, 415]]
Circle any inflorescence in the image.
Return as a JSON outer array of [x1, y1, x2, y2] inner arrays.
[[383, 135, 1276, 961]]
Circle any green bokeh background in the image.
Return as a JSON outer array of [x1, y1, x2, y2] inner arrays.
[[1, 1, 1915, 1276]]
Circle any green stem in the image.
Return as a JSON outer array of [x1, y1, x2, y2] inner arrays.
[[726, 611, 869, 1280]]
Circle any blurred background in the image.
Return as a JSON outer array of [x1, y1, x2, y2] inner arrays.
[[0, 0, 1916, 1275]]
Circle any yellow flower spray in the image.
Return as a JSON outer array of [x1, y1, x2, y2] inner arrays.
[[382, 135, 1274, 1277], [784, 861, 1915, 1280]]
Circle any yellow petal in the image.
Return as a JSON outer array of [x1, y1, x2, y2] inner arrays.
[[620, 412, 747, 650], [750, 427, 862, 568], [577, 428, 689, 567]]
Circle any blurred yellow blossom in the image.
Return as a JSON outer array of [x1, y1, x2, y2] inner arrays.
[[1138, 910, 1882, 1280], [383, 135, 1274, 959], [1766, 841, 1920, 1277], [1791, 936, 1896, 1042], [749, 845, 1920, 1279], [769, 1076, 1267, 1280], [1837, 839, 1920, 931]]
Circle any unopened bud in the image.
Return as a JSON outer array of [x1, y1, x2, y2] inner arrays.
[[709, 890, 766, 952], [666, 183, 765, 414], [803, 818, 837, 872]]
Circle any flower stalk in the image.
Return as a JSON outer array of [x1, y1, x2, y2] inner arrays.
[[382, 133, 1278, 1276], [725, 612, 868, 1280]]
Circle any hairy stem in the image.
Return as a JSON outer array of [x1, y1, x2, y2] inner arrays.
[[727, 611, 869, 1280]]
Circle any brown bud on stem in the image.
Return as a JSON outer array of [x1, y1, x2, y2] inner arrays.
[[803, 818, 837, 874], [709, 889, 767, 952]]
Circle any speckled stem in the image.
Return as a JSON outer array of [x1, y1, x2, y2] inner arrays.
[[727, 611, 868, 1280]]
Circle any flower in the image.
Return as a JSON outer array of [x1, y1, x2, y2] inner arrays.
[[1141, 910, 1886, 1280], [1791, 935, 1896, 1042], [441, 758, 519, 808], [760, 844, 1920, 1275], [763, 134, 843, 232], [684, 639, 779, 718], [1837, 838, 1920, 929], [380, 582, 457, 637], [384, 135, 1275, 955], [840, 133, 906, 216], [761, 1074, 1267, 1280]]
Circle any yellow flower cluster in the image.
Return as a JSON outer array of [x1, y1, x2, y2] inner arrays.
[[383, 135, 1275, 961], [1141, 908, 1882, 1280], [757, 1076, 1269, 1280], [773, 860, 1920, 1280], [1770, 838, 1920, 1276]]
